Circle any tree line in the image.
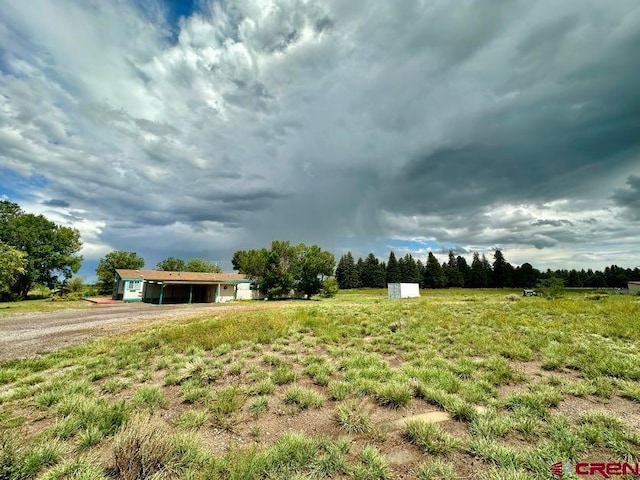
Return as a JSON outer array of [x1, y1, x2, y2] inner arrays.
[[335, 249, 640, 290]]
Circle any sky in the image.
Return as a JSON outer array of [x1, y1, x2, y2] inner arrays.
[[1, 0, 639, 281]]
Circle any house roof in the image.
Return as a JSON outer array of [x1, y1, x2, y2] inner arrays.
[[115, 269, 249, 283]]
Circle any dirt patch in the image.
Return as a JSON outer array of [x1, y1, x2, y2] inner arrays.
[[554, 395, 640, 435]]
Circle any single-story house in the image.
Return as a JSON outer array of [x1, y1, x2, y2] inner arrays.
[[629, 281, 640, 295], [114, 269, 261, 304]]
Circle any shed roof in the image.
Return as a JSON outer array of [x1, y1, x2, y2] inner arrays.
[[115, 269, 249, 283]]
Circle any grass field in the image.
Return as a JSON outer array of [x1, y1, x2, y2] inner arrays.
[[1, 289, 639, 479]]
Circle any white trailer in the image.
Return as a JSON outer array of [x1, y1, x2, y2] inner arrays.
[[387, 283, 420, 299]]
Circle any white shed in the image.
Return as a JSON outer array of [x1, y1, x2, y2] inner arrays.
[[388, 283, 420, 299], [628, 281, 640, 295]]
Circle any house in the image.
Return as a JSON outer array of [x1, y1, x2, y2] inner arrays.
[[387, 283, 420, 299], [628, 281, 640, 295], [114, 269, 259, 304]]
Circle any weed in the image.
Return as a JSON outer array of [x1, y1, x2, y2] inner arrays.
[[374, 382, 413, 408], [271, 364, 297, 385], [250, 396, 269, 417], [404, 420, 460, 455], [284, 386, 324, 410], [336, 403, 372, 433], [112, 414, 175, 480], [247, 378, 276, 396], [328, 380, 352, 400], [416, 459, 456, 480], [175, 409, 208, 429], [210, 386, 244, 428], [132, 385, 167, 411], [351, 445, 392, 480]]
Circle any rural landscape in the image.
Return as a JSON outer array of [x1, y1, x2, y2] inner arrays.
[[1, 287, 640, 479], [2, 0, 640, 479]]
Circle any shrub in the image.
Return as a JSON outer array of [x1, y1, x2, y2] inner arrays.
[[320, 277, 339, 298]]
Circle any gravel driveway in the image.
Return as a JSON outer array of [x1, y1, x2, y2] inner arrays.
[[0, 302, 269, 361]]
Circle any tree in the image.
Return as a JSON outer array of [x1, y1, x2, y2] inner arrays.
[[492, 250, 509, 288], [469, 252, 486, 288], [0, 201, 83, 298], [360, 253, 385, 288], [156, 257, 186, 271], [335, 252, 359, 289], [400, 254, 421, 283], [386, 252, 401, 284], [185, 259, 221, 273], [297, 244, 335, 298], [0, 243, 27, 299], [457, 255, 471, 287], [231, 248, 269, 278], [237, 241, 335, 299], [95, 251, 145, 295], [445, 250, 464, 287], [424, 252, 445, 288]]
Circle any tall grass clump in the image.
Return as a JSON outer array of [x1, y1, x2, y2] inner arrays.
[[112, 414, 176, 480]]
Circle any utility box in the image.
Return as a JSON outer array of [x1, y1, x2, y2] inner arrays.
[[387, 283, 420, 299]]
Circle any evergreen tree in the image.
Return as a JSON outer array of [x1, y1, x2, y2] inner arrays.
[[445, 250, 464, 287], [361, 253, 383, 288], [457, 255, 471, 287], [416, 259, 425, 288], [336, 252, 359, 289], [481, 254, 493, 287], [402, 254, 422, 283], [356, 257, 365, 288], [386, 251, 401, 284], [492, 249, 508, 288], [424, 252, 445, 288], [470, 252, 487, 288]]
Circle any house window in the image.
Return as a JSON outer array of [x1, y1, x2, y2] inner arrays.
[[129, 280, 142, 292]]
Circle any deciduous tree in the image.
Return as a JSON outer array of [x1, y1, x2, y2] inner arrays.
[[95, 251, 145, 295], [0, 201, 82, 298]]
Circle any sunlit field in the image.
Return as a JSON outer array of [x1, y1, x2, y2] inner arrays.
[[1, 289, 639, 479]]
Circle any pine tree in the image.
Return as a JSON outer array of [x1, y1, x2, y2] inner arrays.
[[424, 252, 445, 288], [336, 252, 359, 289], [386, 251, 401, 284], [457, 255, 471, 287], [470, 252, 487, 288], [445, 250, 464, 287], [492, 250, 508, 288]]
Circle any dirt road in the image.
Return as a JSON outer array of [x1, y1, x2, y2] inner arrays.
[[0, 302, 269, 362]]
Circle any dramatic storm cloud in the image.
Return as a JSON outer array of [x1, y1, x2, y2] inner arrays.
[[1, 0, 639, 277]]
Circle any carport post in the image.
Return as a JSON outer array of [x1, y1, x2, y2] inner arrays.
[[189, 285, 193, 304], [159, 284, 165, 305]]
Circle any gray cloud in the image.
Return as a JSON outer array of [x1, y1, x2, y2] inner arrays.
[[1, 0, 639, 275], [41, 199, 70, 207]]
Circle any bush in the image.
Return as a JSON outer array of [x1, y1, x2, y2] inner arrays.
[[320, 277, 339, 298], [536, 277, 565, 300]]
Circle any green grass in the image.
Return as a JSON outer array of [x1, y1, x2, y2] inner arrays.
[[404, 419, 461, 455], [1, 288, 639, 479], [336, 403, 373, 433], [283, 386, 325, 410]]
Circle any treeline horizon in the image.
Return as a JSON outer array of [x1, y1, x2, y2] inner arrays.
[[335, 250, 640, 290]]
